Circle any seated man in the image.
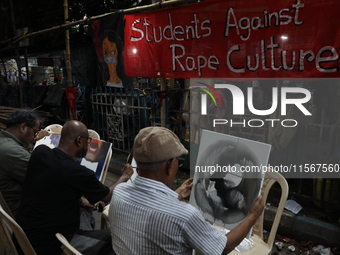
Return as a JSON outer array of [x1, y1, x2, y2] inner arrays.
[[16, 120, 133, 255], [0, 109, 47, 217], [109, 127, 264, 255]]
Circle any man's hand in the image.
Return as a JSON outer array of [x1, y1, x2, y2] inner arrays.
[[102, 164, 134, 203], [79, 196, 95, 209], [248, 195, 264, 221], [119, 163, 133, 182], [222, 196, 264, 254], [175, 178, 193, 201], [34, 130, 50, 142]]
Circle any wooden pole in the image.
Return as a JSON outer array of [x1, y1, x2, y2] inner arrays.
[[2, 0, 198, 46], [64, 0, 73, 89], [150, 0, 167, 128], [160, 78, 166, 127], [63, 0, 74, 120], [9, 0, 23, 107]]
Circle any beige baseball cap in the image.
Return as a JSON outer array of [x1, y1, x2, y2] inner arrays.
[[134, 127, 188, 163]]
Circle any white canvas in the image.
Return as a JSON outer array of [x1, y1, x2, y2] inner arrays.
[[189, 129, 271, 231]]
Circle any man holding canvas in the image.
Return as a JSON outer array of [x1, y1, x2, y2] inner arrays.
[[109, 126, 264, 254], [16, 120, 133, 255]]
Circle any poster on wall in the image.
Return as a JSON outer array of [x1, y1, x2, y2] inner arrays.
[[189, 130, 271, 230], [34, 134, 112, 182], [88, 12, 133, 89]]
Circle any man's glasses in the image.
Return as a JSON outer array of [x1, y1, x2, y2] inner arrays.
[[167, 157, 185, 168], [32, 128, 40, 138], [78, 136, 93, 144]]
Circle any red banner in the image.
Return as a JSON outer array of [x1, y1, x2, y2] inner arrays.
[[124, 0, 340, 79]]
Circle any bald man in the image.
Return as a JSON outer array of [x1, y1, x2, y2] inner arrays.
[[16, 120, 132, 255]]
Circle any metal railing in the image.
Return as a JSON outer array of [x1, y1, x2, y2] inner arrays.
[[91, 87, 148, 153], [91, 85, 187, 153]]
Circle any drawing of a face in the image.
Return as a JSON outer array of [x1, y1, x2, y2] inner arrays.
[[85, 139, 110, 162], [85, 139, 102, 162], [194, 141, 262, 224], [102, 36, 121, 85]]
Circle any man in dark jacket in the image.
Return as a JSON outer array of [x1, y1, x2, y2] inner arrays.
[[0, 109, 45, 217]]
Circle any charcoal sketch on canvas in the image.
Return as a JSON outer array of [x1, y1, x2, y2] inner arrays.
[[190, 130, 271, 230]]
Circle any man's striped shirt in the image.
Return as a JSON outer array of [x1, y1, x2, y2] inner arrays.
[[109, 176, 227, 255]]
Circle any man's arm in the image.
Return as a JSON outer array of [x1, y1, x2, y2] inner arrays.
[[33, 130, 50, 142], [101, 163, 133, 202], [175, 178, 193, 201], [222, 196, 264, 254]]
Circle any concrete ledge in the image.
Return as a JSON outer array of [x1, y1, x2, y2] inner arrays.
[[264, 205, 295, 236], [292, 216, 340, 247], [264, 205, 340, 247]]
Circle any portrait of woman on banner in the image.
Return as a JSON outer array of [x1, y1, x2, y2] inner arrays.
[[89, 12, 133, 89], [101, 30, 125, 88]]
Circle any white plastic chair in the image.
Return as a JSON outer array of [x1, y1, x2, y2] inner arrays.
[[44, 124, 63, 134], [0, 191, 15, 220], [88, 129, 100, 140], [55, 233, 83, 255], [194, 171, 289, 255], [0, 205, 36, 255], [100, 148, 112, 184], [100, 205, 110, 229], [235, 171, 289, 255]]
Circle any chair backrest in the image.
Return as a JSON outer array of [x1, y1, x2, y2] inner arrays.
[[55, 233, 83, 255], [0, 208, 17, 255], [0, 205, 36, 255], [100, 205, 110, 229], [0, 191, 15, 220], [88, 129, 100, 140], [254, 171, 289, 250], [44, 124, 63, 134], [100, 147, 112, 184]]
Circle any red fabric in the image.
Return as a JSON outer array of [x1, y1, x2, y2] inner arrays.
[[124, 0, 340, 79], [66, 88, 77, 120]]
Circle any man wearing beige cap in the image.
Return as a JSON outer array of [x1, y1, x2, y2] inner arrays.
[[109, 127, 263, 255]]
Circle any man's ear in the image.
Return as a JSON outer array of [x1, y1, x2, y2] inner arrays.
[[74, 136, 81, 146], [19, 123, 28, 134], [166, 158, 176, 176]]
